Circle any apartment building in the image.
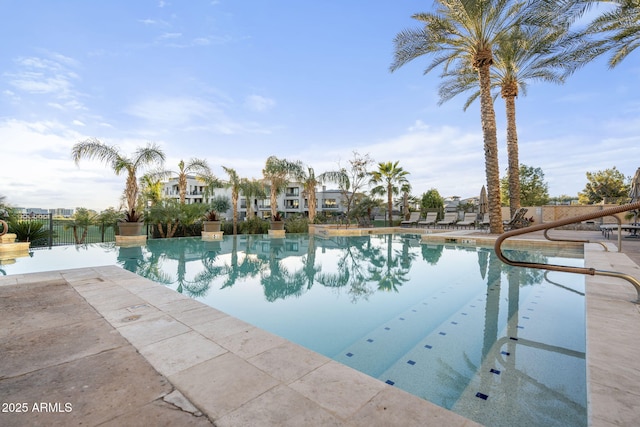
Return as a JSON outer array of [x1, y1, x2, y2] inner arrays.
[[162, 176, 349, 220]]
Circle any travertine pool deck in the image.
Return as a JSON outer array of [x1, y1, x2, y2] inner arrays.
[[1, 229, 639, 426]]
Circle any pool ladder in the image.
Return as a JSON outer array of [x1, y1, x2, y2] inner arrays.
[[494, 201, 640, 304]]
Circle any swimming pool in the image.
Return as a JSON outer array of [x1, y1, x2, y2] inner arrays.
[[2, 233, 586, 427]]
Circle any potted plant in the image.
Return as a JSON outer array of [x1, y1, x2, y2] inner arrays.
[[203, 195, 230, 233], [118, 209, 145, 236], [270, 212, 285, 231], [203, 210, 222, 232]]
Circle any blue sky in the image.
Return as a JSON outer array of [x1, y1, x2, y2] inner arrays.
[[2, 0, 640, 211]]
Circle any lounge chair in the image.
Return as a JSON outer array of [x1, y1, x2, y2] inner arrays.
[[400, 211, 421, 227], [479, 213, 490, 230], [436, 212, 458, 228], [503, 208, 529, 230], [456, 212, 477, 229], [418, 212, 438, 228]]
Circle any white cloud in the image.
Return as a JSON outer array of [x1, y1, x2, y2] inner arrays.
[[245, 95, 276, 112], [5, 53, 85, 111], [159, 32, 182, 40]]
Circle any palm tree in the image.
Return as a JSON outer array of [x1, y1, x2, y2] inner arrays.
[[262, 156, 303, 220], [298, 166, 347, 223], [222, 166, 242, 235], [391, 1, 533, 233], [369, 161, 410, 226], [239, 178, 267, 219], [299, 166, 320, 223], [64, 207, 95, 244], [156, 158, 213, 204], [438, 24, 567, 217], [71, 138, 166, 217], [557, 1, 640, 69]]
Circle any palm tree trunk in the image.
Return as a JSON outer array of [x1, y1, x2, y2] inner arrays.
[[246, 196, 254, 219], [270, 187, 278, 219], [231, 191, 238, 235], [308, 189, 316, 223], [477, 57, 504, 234], [179, 174, 187, 204], [387, 184, 393, 227], [126, 171, 138, 214], [505, 94, 520, 217]]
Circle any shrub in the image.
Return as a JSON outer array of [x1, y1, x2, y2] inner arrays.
[[9, 220, 52, 246], [239, 218, 269, 234], [285, 216, 308, 233]]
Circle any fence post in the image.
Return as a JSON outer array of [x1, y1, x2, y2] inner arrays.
[[48, 213, 53, 247], [101, 221, 105, 242]]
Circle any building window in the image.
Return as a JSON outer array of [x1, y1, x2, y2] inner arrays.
[[285, 200, 299, 209], [322, 199, 337, 209], [285, 187, 299, 197]]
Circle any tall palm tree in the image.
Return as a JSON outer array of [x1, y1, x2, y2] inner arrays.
[[72, 138, 166, 216], [555, 1, 640, 69], [438, 24, 567, 216], [222, 166, 241, 235], [391, 0, 533, 233], [262, 156, 303, 220], [369, 161, 410, 226]]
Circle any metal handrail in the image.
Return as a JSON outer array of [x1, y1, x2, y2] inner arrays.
[[494, 201, 640, 304]]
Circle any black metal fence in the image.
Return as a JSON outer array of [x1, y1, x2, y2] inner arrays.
[[13, 213, 116, 247]]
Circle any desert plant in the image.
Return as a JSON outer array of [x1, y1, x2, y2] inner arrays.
[[8, 220, 52, 246]]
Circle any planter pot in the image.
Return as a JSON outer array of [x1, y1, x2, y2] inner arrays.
[[270, 220, 285, 231], [118, 222, 145, 236], [203, 220, 221, 232]]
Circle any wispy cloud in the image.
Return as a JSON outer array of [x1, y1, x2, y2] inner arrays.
[[245, 95, 276, 112], [5, 52, 85, 111], [139, 18, 170, 27], [159, 32, 182, 40], [126, 95, 274, 136]]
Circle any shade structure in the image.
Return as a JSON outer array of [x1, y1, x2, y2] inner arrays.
[[479, 186, 488, 214]]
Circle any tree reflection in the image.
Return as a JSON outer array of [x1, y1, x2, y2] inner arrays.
[[260, 239, 305, 301], [367, 234, 410, 292], [316, 236, 381, 302], [422, 243, 444, 265], [220, 235, 265, 290]]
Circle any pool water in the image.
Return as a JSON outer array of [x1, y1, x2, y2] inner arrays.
[[2, 234, 587, 427]]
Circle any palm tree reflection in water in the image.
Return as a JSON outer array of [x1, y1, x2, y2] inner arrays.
[[115, 234, 426, 303]]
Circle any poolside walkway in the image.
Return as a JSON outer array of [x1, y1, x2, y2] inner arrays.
[[1, 229, 639, 426]]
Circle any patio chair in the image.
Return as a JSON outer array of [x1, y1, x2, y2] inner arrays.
[[456, 212, 478, 229], [418, 212, 438, 228], [503, 208, 529, 230], [400, 211, 421, 228], [479, 213, 490, 230], [436, 212, 458, 228]]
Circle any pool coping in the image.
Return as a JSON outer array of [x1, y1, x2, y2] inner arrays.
[[2, 234, 639, 426]]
